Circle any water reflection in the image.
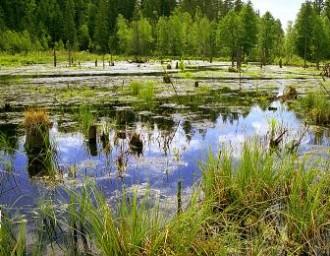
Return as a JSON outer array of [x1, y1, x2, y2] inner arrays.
[[0, 96, 329, 209]]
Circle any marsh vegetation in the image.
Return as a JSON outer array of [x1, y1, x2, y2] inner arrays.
[[1, 0, 330, 255]]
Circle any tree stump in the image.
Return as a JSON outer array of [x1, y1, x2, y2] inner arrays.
[[321, 63, 330, 78], [163, 76, 171, 84], [129, 133, 143, 155], [88, 125, 97, 142]]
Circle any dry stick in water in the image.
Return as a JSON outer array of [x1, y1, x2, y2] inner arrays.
[[162, 65, 179, 98], [177, 180, 182, 215]]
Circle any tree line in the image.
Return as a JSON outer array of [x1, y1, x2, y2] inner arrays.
[[0, 0, 330, 67]]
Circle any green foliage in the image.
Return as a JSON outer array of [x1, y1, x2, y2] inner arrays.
[[76, 105, 95, 134], [296, 86, 330, 124], [117, 14, 153, 56], [129, 80, 155, 104], [1, 140, 330, 255], [0, 216, 26, 255], [240, 2, 258, 57], [294, 1, 330, 66], [201, 142, 330, 254], [95, 0, 110, 54], [217, 10, 244, 66], [0, 0, 329, 67], [156, 16, 170, 56], [78, 24, 90, 50], [0, 30, 36, 53], [63, 0, 76, 49], [258, 12, 284, 65]]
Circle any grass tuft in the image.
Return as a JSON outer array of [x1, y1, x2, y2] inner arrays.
[[23, 109, 50, 128], [296, 86, 330, 125]]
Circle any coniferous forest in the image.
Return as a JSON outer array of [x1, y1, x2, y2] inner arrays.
[[0, 0, 330, 66], [1, 1, 330, 256]]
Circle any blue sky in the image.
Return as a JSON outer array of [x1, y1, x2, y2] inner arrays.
[[247, 0, 306, 30]]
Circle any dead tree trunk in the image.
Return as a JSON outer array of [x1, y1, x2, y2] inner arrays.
[[68, 46, 72, 67], [53, 47, 57, 67], [231, 52, 235, 67]]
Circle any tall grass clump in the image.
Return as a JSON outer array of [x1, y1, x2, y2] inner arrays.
[[129, 81, 143, 96], [0, 214, 26, 255], [24, 109, 50, 130], [65, 183, 167, 256], [201, 142, 330, 255], [1, 141, 330, 255], [76, 105, 95, 134], [297, 87, 330, 125], [24, 109, 59, 177], [129, 80, 155, 104]]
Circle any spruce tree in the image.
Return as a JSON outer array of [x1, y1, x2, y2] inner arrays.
[[284, 21, 296, 65], [239, 1, 258, 60], [217, 10, 243, 68], [258, 12, 279, 66], [294, 2, 315, 67], [63, 0, 76, 66], [95, 0, 110, 67]]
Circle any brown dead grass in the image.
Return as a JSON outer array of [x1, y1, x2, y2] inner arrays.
[[24, 109, 50, 128]]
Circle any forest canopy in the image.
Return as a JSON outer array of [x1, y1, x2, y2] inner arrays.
[[0, 0, 330, 66]]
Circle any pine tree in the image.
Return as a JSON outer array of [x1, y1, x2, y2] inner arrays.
[[117, 14, 131, 54], [239, 1, 258, 59], [156, 16, 170, 56], [168, 11, 185, 56], [223, 0, 234, 16], [314, 0, 324, 14], [284, 21, 296, 64], [142, 0, 160, 20], [311, 14, 328, 69], [217, 10, 243, 67], [88, 2, 97, 46], [258, 12, 279, 66], [323, 15, 330, 59], [22, 0, 37, 34], [294, 2, 315, 67], [41, 0, 64, 67], [234, 0, 243, 12], [325, 0, 330, 20], [63, 0, 76, 66], [118, 0, 137, 20], [95, 0, 110, 67], [159, 0, 176, 16], [180, 0, 199, 16], [0, 6, 5, 30]]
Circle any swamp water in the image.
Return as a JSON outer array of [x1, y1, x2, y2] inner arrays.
[[0, 62, 329, 214]]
